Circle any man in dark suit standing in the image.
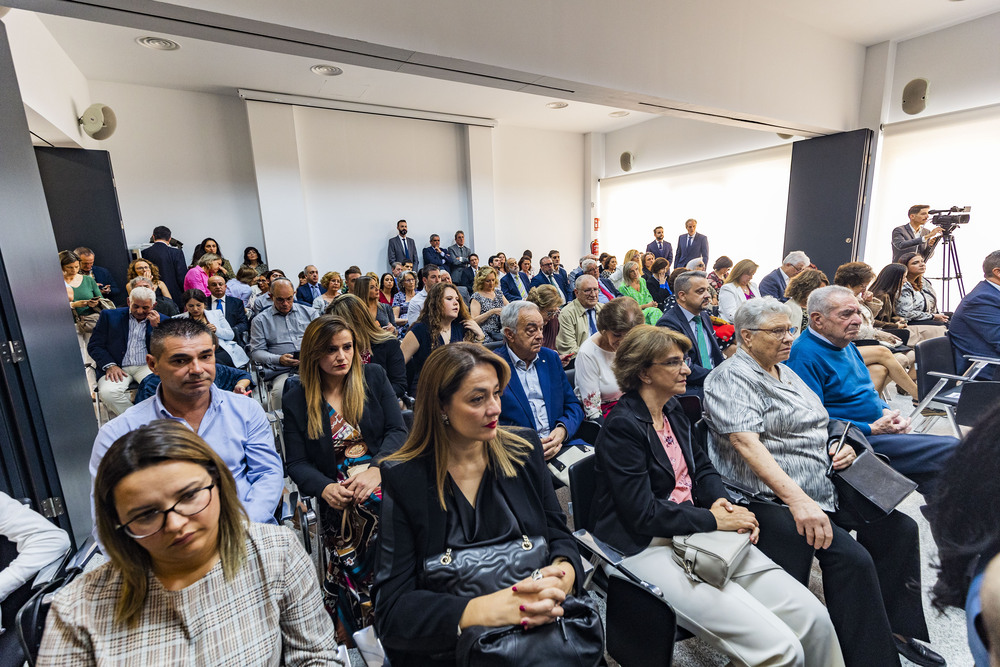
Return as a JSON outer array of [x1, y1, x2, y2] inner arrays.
[[422, 234, 453, 270], [295, 265, 322, 306], [645, 225, 673, 264], [530, 255, 570, 302], [949, 250, 1000, 379], [88, 285, 160, 417], [208, 274, 249, 344], [496, 301, 586, 461], [141, 225, 187, 302], [655, 271, 724, 398], [891, 204, 944, 262], [387, 219, 419, 272], [674, 218, 710, 268]]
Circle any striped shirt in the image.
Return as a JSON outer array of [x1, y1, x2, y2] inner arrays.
[[120, 315, 148, 367], [703, 348, 836, 511], [37, 523, 343, 666]]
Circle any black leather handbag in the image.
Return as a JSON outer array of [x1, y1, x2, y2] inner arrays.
[[826, 420, 918, 523], [422, 534, 548, 597]]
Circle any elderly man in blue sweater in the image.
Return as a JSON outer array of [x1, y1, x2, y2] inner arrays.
[[786, 285, 959, 497]]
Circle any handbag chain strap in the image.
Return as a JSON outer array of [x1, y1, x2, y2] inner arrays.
[[440, 534, 533, 565]]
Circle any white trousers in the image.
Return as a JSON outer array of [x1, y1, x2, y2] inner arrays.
[[616, 539, 844, 667], [97, 365, 153, 417], [268, 372, 291, 410]]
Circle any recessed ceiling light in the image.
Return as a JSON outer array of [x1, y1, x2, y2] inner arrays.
[[609, 111, 630, 118], [546, 101, 569, 109], [310, 64, 344, 77], [135, 36, 180, 51]]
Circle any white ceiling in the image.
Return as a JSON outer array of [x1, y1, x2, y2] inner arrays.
[[36, 14, 659, 135]]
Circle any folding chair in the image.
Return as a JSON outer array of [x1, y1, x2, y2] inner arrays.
[[910, 337, 1000, 436]]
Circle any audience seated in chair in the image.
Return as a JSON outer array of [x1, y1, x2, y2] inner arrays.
[[556, 275, 604, 360], [704, 296, 943, 667], [249, 278, 318, 408], [655, 271, 724, 399], [948, 249, 1000, 379], [574, 296, 642, 421], [759, 251, 810, 302], [295, 265, 323, 306], [592, 325, 841, 667], [496, 301, 586, 461], [207, 274, 249, 345], [133, 359, 252, 403], [91, 318, 283, 530], [405, 265, 442, 326], [785, 286, 959, 498], [326, 294, 407, 400], [87, 286, 161, 418]]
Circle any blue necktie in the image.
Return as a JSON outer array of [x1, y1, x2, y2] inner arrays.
[[587, 309, 597, 335], [215, 298, 223, 311], [402, 239, 410, 260]]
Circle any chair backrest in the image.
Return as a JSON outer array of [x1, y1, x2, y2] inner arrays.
[[576, 420, 601, 446], [564, 367, 576, 387], [676, 394, 702, 425], [401, 409, 414, 432], [956, 381, 1000, 428], [606, 574, 676, 667], [568, 455, 598, 532], [484, 340, 505, 352], [914, 336, 957, 398]]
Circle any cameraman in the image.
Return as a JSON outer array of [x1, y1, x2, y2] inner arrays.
[[891, 204, 944, 262]]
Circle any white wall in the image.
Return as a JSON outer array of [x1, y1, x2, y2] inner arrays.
[[492, 125, 585, 262], [88, 81, 264, 265], [888, 12, 1000, 124], [599, 145, 793, 275]]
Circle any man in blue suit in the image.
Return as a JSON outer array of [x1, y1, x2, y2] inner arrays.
[[141, 225, 188, 303], [422, 234, 453, 269], [949, 250, 1000, 379], [295, 264, 322, 306], [88, 285, 160, 417], [646, 225, 673, 264], [759, 250, 810, 302], [530, 255, 570, 303], [208, 275, 249, 344], [387, 219, 419, 272], [496, 301, 585, 461], [500, 264, 531, 301], [674, 218, 710, 268], [655, 271, 724, 398]]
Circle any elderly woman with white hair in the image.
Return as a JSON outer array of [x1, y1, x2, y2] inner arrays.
[[702, 296, 940, 667]]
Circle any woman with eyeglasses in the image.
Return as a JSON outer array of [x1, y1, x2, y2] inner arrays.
[[703, 297, 934, 666], [591, 324, 841, 666], [469, 267, 509, 342], [392, 271, 418, 332], [37, 420, 343, 666]]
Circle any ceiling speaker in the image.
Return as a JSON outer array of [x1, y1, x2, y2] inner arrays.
[[902, 78, 929, 115], [620, 151, 635, 172], [78, 103, 117, 140]]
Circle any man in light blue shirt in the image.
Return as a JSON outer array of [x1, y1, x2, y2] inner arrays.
[[90, 318, 283, 533]]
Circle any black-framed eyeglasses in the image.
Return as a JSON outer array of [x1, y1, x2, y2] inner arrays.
[[649, 358, 692, 369], [117, 484, 215, 539], [745, 326, 797, 339]]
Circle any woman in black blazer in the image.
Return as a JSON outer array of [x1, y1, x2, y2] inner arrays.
[[325, 293, 407, 400], [282, 315, 407, 639], [373, 343, 584, 666], [592, 325, 842, 667]]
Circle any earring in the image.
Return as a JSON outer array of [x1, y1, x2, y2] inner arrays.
[[441, 414, 451, 426]]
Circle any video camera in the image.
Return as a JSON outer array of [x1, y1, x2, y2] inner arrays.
[[929, 206, 971, 232]]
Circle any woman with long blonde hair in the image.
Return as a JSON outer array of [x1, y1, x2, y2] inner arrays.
[[283, 315, 406, 639]]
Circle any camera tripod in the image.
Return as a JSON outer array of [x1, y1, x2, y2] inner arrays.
[[934, 230, 966, 311]]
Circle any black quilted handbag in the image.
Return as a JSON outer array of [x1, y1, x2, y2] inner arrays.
[[423, 534, 547, 597]]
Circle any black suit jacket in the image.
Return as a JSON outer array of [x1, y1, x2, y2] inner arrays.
[[655, 304, 724, 395], [646, 240, 673, 264], [212, 295, 248, 343], [141, 241, 187, 304], [295, 283, 323, 306], [281, 364, 407, 499], [592, 393, 730, 557], [370, 338, 407, 399], [372, 428, 582, 664]]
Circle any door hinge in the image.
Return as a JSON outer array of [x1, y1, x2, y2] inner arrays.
[[40, 497, 65, 518], [1, 340, 25, 364]]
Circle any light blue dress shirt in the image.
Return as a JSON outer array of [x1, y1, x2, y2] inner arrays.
[[90, 384, 283, 528], [506, 345, 551, 437]]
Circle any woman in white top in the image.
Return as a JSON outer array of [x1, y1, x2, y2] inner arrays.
[[176, 289, 249, 368], [574, 297, 643, 421], [718, 259, 760, 322]]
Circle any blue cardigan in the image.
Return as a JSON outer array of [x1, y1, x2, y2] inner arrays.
[[785, 328, 888, 435]]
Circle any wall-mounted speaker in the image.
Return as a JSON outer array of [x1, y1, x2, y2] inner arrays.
[[620, 151, 634, 172], [902, 78, 929, 115]]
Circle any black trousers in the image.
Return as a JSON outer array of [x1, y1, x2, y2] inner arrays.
[[749, 502, 929, 667]]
